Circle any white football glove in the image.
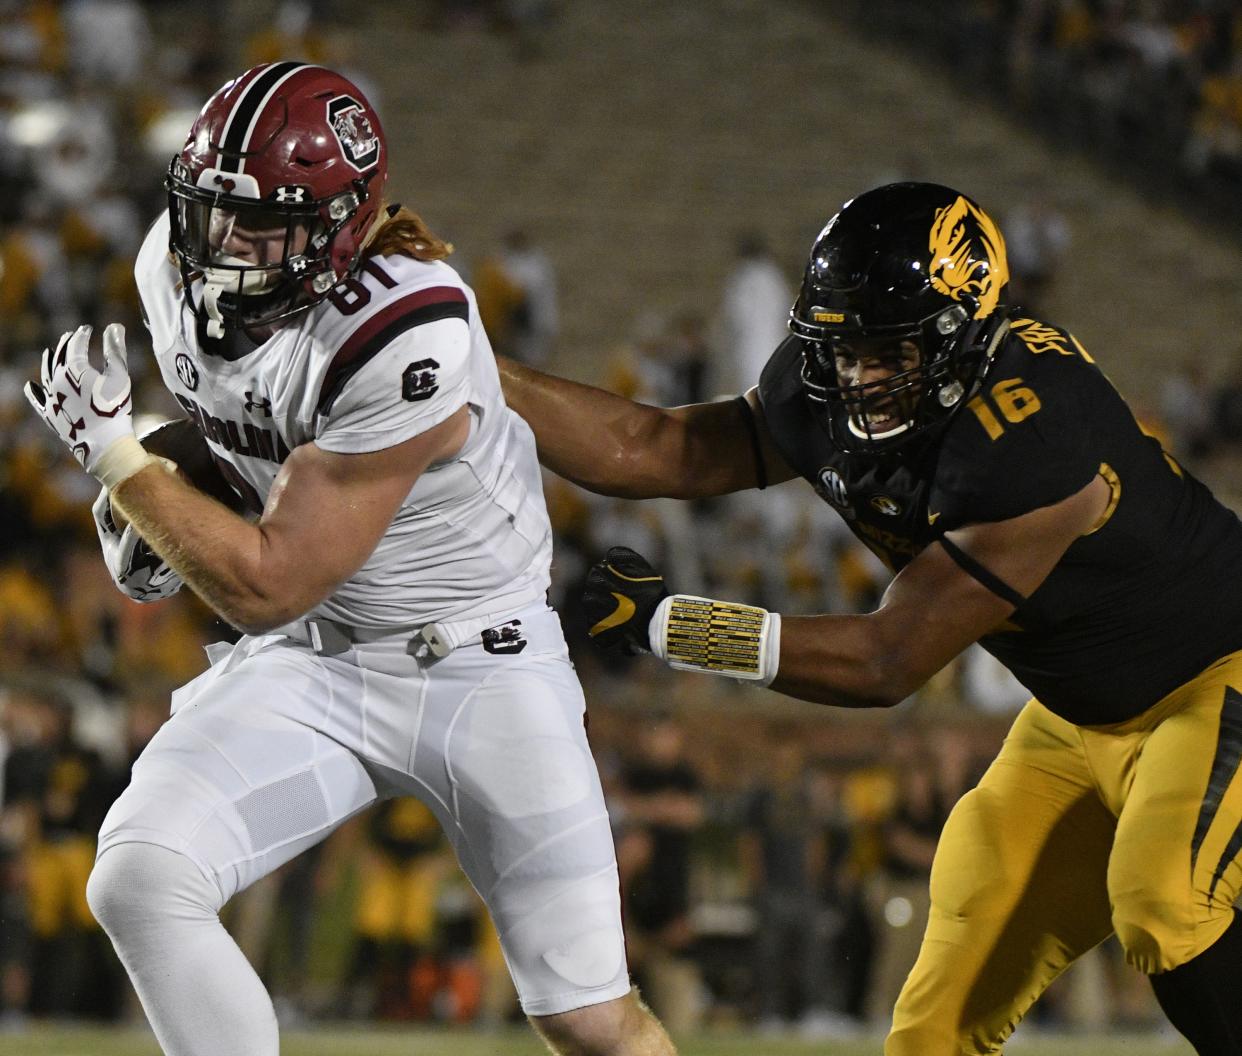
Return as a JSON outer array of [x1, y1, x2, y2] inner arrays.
[[91, 486, 184, 602], [24, 323, 153, 489]]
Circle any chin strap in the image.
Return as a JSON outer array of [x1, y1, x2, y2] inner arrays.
[[200, 258, 281, 338]]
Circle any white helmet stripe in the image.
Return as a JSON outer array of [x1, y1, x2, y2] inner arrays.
[[216, 61, 318, 175]]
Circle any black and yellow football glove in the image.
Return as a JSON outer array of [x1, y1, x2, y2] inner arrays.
[[582, 546, 670, 655]]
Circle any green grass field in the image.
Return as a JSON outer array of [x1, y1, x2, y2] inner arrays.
[[2, 1024, 1194, 1056]]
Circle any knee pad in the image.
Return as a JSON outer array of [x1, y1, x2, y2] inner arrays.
[[87, 843, 223, 940]]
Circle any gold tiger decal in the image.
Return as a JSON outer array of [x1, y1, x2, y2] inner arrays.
[[927, 196, 1009, 318]]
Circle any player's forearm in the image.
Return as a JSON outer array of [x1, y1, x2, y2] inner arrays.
[[497, 355, 694, 498], [769, 613, 920, 709], [111, 465, 301, 633]]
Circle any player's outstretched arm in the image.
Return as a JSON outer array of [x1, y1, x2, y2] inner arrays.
[[585, 474, 1110, 709], [498, 356, 795, 498], [108, 407, 470, 634]]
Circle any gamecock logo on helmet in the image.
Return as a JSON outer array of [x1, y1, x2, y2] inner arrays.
[[927, 196, 1008, 319], [326, 95, 380, 171]]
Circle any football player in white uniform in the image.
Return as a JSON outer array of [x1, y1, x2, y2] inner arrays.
[[25, 62, 674, 1056]]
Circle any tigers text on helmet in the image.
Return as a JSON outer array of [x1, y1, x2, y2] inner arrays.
[[166, 62, 388, 338], [789, 182, 1011, 454]]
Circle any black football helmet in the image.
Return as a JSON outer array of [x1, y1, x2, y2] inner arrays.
[[790, 182, 1011, 454]]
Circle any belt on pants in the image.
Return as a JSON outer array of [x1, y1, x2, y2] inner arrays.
[[270, 610, 505, 665]]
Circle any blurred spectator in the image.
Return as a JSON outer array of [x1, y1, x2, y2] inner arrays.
[[616, 715, 706, 1034], [1, 689, 119, 1017], [423, 0, 555, 60], [659, 312, 712, 407], [1212, 358, 1242, 446], [741, 737, 853, 1038], [333, 799, 453, 1021], [244, 1, 332, 67], [716, 232, 792, 396], [864, 736, 944, 1030], [1185, 54, 1242, 182], [62, 0, 152, 87], [957, 644, 1032, 715], [499, 229, 558, 365], [1003, 195, 1071, 316], [1158, 358, 1214, 462], [473, 229, 558, 365]]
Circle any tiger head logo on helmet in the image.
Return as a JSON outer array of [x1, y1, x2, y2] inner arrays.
[[927, 196, 1009, 319]]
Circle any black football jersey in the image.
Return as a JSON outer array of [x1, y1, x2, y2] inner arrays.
[[758, 319, 1242, 725]]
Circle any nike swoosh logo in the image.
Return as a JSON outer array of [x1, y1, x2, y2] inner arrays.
[[590, 593, 636, 636], [927, 510, 942, 525]]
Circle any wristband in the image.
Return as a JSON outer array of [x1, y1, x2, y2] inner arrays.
[[648, 594, 781, 686], [94, 435, 168, 491]]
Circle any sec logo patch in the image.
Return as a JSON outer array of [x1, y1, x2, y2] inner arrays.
[[175, 352, 199, 391], [816, 467, 850, 509]]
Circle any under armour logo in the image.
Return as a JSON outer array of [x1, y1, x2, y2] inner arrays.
[[244, 391, 272, 416], [274, 185, 308, 203], [50, 393, 85, 439]]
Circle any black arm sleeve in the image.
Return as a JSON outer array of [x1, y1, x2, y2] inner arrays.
[[937, 535, 1027, 610]]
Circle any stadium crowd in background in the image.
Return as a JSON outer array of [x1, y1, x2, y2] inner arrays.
[[1, 0, 1238, 1043], [874, 0, 1242, 201]]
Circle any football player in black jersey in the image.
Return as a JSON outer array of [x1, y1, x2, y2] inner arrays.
[[498, 182, 1242, 1055]]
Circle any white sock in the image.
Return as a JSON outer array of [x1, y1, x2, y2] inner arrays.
[[87, 843, 278, 1056]]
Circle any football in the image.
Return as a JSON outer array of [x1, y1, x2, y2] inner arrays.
[[110, 418, 246, 522]]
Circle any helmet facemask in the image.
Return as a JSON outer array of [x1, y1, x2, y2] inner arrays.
[[166, 159, 373, 338], [796, 303, 999, 454]]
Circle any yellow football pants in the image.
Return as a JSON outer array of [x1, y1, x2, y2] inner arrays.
[[354, 856, 443, 945], [26, 836, 98, 936], [887, 650, 1242, 1055]]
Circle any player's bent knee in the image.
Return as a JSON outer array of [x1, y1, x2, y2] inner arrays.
[[1112, 894, 1197, 974], [88, 843, 221, 939]]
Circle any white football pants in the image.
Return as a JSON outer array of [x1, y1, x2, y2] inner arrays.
[[90, 605, 630, 1055]]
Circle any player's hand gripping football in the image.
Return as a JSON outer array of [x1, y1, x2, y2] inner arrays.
[[24, 324, 147, 489], [582, 546, 670, 655]]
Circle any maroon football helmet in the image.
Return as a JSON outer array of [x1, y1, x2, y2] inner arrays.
[[166, 62, 388, 336]]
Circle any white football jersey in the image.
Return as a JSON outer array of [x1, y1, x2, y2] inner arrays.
[[134, 214, 553, 629]]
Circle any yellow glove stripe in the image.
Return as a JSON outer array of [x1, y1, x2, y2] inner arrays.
[[589, 593, 637, 636], [604, 563, 665, 584]]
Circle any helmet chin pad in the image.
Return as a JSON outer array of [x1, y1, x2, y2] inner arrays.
[[845, 414, 914, 443], [200, 259, 284, 338]]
